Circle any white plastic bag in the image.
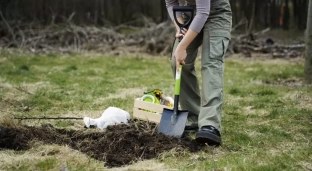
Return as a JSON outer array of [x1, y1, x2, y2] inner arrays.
[[83, 107, 130, 129]]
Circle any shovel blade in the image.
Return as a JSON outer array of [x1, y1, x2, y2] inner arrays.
[[158, 108, 188, 138]]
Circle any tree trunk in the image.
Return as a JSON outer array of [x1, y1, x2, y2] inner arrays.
[[305, 0, 312, 84], [265, 0, 270, 27], [283, 0, 290, 29], [271, 0, 277, 27]]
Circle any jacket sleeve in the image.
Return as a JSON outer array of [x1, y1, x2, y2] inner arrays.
[[188, 0, 211, 33], [165, 0, 181, 21]]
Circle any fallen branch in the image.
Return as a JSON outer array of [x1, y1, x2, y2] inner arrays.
[[253, 27, 271, 36], [15, 87, 34, 95], [0, 11, 17, 45], [14, 116, 83, 120], [3, 99, 16, 106], [231, 17, 248, 32]]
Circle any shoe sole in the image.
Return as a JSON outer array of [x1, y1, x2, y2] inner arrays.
[[184, 126, 199, 133], [184, 128, 198, 133], [195, 131, 222, 146]]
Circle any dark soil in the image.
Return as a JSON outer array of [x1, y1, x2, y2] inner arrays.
[[0, 119, 204, 168]]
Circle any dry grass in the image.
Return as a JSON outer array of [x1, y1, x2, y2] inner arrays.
[[0, 144, 104, 171]]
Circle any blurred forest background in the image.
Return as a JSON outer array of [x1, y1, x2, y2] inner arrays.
[[0, 0, 308, 29], [0, 0, 308, 56]]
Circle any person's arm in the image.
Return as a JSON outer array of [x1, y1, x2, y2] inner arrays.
[[174, 0, 211, 71], [179, 0, 211, 48], [165, 0, 184, 35]]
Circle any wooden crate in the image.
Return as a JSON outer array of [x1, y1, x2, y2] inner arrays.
[[133, 98, 173, 123]]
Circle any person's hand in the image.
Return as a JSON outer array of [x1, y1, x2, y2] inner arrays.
[[174, 45, 187, 72], [175, 28, 188, 39]]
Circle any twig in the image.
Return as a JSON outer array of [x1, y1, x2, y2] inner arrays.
[[151, 124, 158, 135], [232, 17, 248, 32], [253, 27, 271, 36], [67, 23, 81, 52], [113, 19, 142, 31], [142, 15, 156, 28], [0, 11, 17, 44], [13, 116, 83, 120], [235, 27, 271, 40], [18, 27, 26, 48], [139, 146, 147, 159], [3, 99, 15, 106], [248, 1, 256, 34], [15, 87, 34, 95], [134, 120, 139, 131], [67, 12, 76, 23]]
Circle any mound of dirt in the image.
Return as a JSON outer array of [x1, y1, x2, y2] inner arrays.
[[0, 119, 203, 167], [0, 126, 32, 150]]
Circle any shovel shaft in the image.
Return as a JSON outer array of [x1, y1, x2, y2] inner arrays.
[[173, 95, 179, 119], [174, 65, 182, 95], [173, 65, 182, 115]]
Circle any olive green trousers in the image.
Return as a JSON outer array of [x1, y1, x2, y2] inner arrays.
[[170, 0, 232, 132]]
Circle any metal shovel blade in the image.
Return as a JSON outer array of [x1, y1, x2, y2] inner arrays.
[[158, 108, 189, 138]]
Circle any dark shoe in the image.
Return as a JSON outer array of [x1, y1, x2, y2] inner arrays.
[[184, 125, 199, 133], [195, 125, 222, 146]]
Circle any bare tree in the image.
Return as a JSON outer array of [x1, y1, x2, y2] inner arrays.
[[304, 0, 312, 84]]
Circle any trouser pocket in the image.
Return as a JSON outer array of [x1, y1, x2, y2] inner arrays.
[[209, 36, 230, 62]]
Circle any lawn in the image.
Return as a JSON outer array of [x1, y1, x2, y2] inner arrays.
[[0, 49, 311, 171]]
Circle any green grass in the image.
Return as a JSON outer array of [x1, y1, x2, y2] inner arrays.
[[36, 158, 57, 170], [0, 50, 311, 170]]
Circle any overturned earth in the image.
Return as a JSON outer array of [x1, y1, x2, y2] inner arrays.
[[0, 119, 204, 168]]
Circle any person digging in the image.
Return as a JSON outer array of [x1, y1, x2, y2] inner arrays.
[[165, 0, 232, 146]]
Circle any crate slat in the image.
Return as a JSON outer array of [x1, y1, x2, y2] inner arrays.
[[133, 98, 173, 123], [133, 98, 172, 113], [133, 108, 162, 123]]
